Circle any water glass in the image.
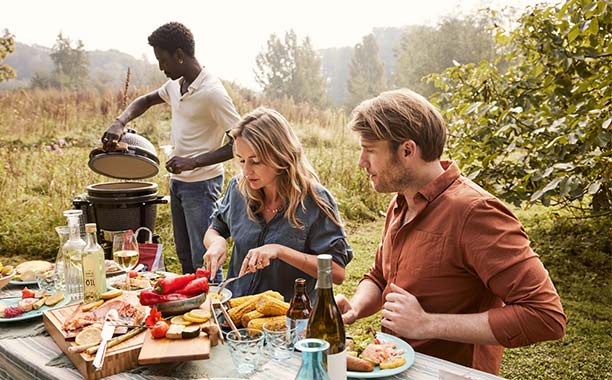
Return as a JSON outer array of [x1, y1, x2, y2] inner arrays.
[[264, 321, 296, 361], [36, 270, 60, 293], [226, 328, 265, 374]]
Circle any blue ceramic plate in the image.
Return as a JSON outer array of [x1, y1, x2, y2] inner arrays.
[[347, 332, 415, 379], [0, 296, 70, 323], [8, 279, 39, 286]]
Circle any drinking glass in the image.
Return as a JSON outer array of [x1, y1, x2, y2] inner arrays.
[[112, 230, 139, 290], [226, 328, 265, 375], [263, 321, 297, 361]]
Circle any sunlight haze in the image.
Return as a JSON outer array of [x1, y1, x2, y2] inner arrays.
[[3, 0, 547, 89]]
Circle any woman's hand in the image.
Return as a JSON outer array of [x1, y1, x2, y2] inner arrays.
[[203, 241, 228, 280], [238, 244, 284, 276]]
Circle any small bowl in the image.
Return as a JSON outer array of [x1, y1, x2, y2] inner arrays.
[[155, 291, 207, 316], [0, 270, 16, 289]]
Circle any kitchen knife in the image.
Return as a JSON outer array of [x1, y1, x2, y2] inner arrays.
[[93, 309, 118, 371]]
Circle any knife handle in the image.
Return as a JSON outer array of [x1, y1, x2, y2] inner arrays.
[[92, 338, 109, 370]]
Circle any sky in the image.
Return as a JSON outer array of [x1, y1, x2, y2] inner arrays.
[[2, 0, 548, 90]]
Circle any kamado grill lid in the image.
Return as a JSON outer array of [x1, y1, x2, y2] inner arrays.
[[89, 129, 160, 180]]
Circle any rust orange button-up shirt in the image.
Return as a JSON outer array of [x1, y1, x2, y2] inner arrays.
[[363, 161, 566, 374]]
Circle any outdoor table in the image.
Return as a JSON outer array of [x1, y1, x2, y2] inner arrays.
[[0, 284, 505, 380]]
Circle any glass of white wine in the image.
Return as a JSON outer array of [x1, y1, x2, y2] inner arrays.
[[112, 230, 139, 291]]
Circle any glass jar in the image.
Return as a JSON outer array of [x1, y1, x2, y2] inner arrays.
[[295, 338, 330, 380]]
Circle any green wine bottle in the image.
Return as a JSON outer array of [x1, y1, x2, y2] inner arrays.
[[306, 254, 346, 380]]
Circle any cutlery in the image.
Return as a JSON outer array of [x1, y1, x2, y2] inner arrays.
[[216, 272, 246, 294], [93, 309, 118, 370]]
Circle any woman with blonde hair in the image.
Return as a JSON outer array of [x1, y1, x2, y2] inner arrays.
[[203, 107, 352, 300]]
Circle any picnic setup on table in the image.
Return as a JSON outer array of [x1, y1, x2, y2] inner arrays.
[[0, 257, 505, 380]]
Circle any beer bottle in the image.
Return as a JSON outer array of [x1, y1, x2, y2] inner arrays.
[[287, 277, 312, 341]]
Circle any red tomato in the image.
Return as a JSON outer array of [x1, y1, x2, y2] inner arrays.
[[128, 270, 138, 278], [21, 287, 36, 299], [151, 320, 169, 339]]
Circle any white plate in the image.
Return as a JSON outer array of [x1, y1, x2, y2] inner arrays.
[[0, 296, 70, 323], [108, 271, 175, 291], [347, 332, 415, 379]]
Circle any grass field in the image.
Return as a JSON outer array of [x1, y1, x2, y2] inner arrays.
[[0, 88, 610, 379]]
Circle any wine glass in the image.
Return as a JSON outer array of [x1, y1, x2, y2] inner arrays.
[[112, 230, 139, 291]]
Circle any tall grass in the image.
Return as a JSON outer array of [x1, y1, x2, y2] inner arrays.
[[0, 88, 388, 260]]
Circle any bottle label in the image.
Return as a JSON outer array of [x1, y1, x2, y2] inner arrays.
[[327, 350, 347, 380], [82, 254, 99, 302], [286, 317, 309, 341]]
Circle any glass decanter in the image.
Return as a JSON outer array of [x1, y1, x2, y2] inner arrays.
[[295, 338, 330, 380]]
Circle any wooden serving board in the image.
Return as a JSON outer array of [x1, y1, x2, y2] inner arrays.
[[43, 304, 146, 380], [138, 297, 213, 364]]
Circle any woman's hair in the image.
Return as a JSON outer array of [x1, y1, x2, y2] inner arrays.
[[229, 107, 341, 229], [348, 88, 446, 161], [148, 22, 195, 57]]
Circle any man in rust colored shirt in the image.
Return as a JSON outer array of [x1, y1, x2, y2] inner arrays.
[[336, 89, 566, 374]]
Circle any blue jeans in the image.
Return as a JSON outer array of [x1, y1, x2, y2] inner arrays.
[[170, 175, 224, 282]]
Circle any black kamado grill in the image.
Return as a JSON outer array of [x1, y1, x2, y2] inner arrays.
[[74, 129, 168, 258]]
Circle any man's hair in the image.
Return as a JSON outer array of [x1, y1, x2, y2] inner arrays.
[[148, 22, 195, 57], [229, 107, 342, 229], [348, 88, 446, 161]]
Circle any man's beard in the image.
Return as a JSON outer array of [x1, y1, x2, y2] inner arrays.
[[372, 159, 413, 194]]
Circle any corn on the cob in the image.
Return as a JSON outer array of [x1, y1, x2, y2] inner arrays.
[[255, 295, 290, 316], [241, 310, 265, 327], [247, 315, 286, 331], [228, 290, 283, 308]]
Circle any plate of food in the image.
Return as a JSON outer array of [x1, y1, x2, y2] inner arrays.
[[105, 259, 124, 276], [208, 286, 232, 305], [108, 271, 174, 291], [9, 260, 54, 286], [0, 291, 69, 322], [346, 332, 415, 378]]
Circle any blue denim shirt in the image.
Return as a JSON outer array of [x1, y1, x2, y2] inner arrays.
[[210, 177, 353, 301]]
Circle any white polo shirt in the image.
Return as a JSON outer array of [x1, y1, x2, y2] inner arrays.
[[158, 68, 240, 183]]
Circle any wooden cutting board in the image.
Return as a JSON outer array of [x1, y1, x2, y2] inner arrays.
[[138, 298, 213, 364], [43, 303, 146, 380]]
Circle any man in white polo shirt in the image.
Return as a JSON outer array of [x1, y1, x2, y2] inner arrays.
[[101, 22, 240, 280]]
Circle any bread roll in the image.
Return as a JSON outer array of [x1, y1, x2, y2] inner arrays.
[[347, 354, 375, 372]]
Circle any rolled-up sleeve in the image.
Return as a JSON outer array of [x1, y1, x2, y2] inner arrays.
[[306, 195, 353, 267], [463, 198, 566, 347]]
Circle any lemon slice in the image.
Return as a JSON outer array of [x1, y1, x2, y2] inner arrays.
[[183, 312, 209, 323], [75, 327, 102, 346], [380, 355, 407, 369], [189, 309, 212, 319], [170, 315, 192, 325]]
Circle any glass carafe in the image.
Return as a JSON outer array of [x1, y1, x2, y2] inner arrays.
[[54, 226, 70, 292], [295, 339, 330, 380], [63, 210, 86, 302]]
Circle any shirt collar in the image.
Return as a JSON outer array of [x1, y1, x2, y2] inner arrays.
[[393, 160, 460, 210]]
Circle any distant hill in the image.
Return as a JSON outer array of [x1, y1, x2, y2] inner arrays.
[[0, 41, 164, 90]]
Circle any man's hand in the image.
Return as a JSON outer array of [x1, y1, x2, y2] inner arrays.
[[165, 156, 197, 174], [101, 121, 124, 151], [381, 283, 432, 340], [238, 244, 283, 276], [335, 294, 358, 325]]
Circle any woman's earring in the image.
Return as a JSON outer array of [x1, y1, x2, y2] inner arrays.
[[179, 59, 184, 64]]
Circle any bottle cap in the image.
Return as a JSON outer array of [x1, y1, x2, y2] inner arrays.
[[85, 223, 97, 233]]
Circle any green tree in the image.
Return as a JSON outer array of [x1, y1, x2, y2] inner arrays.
[[430, 0, 612, 212], [49, 32, 89, 88], [394, 15, 496, 96], [254, 30, 326, 105], [347, 34, 386, 110], [0, 29, 16, 82]]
